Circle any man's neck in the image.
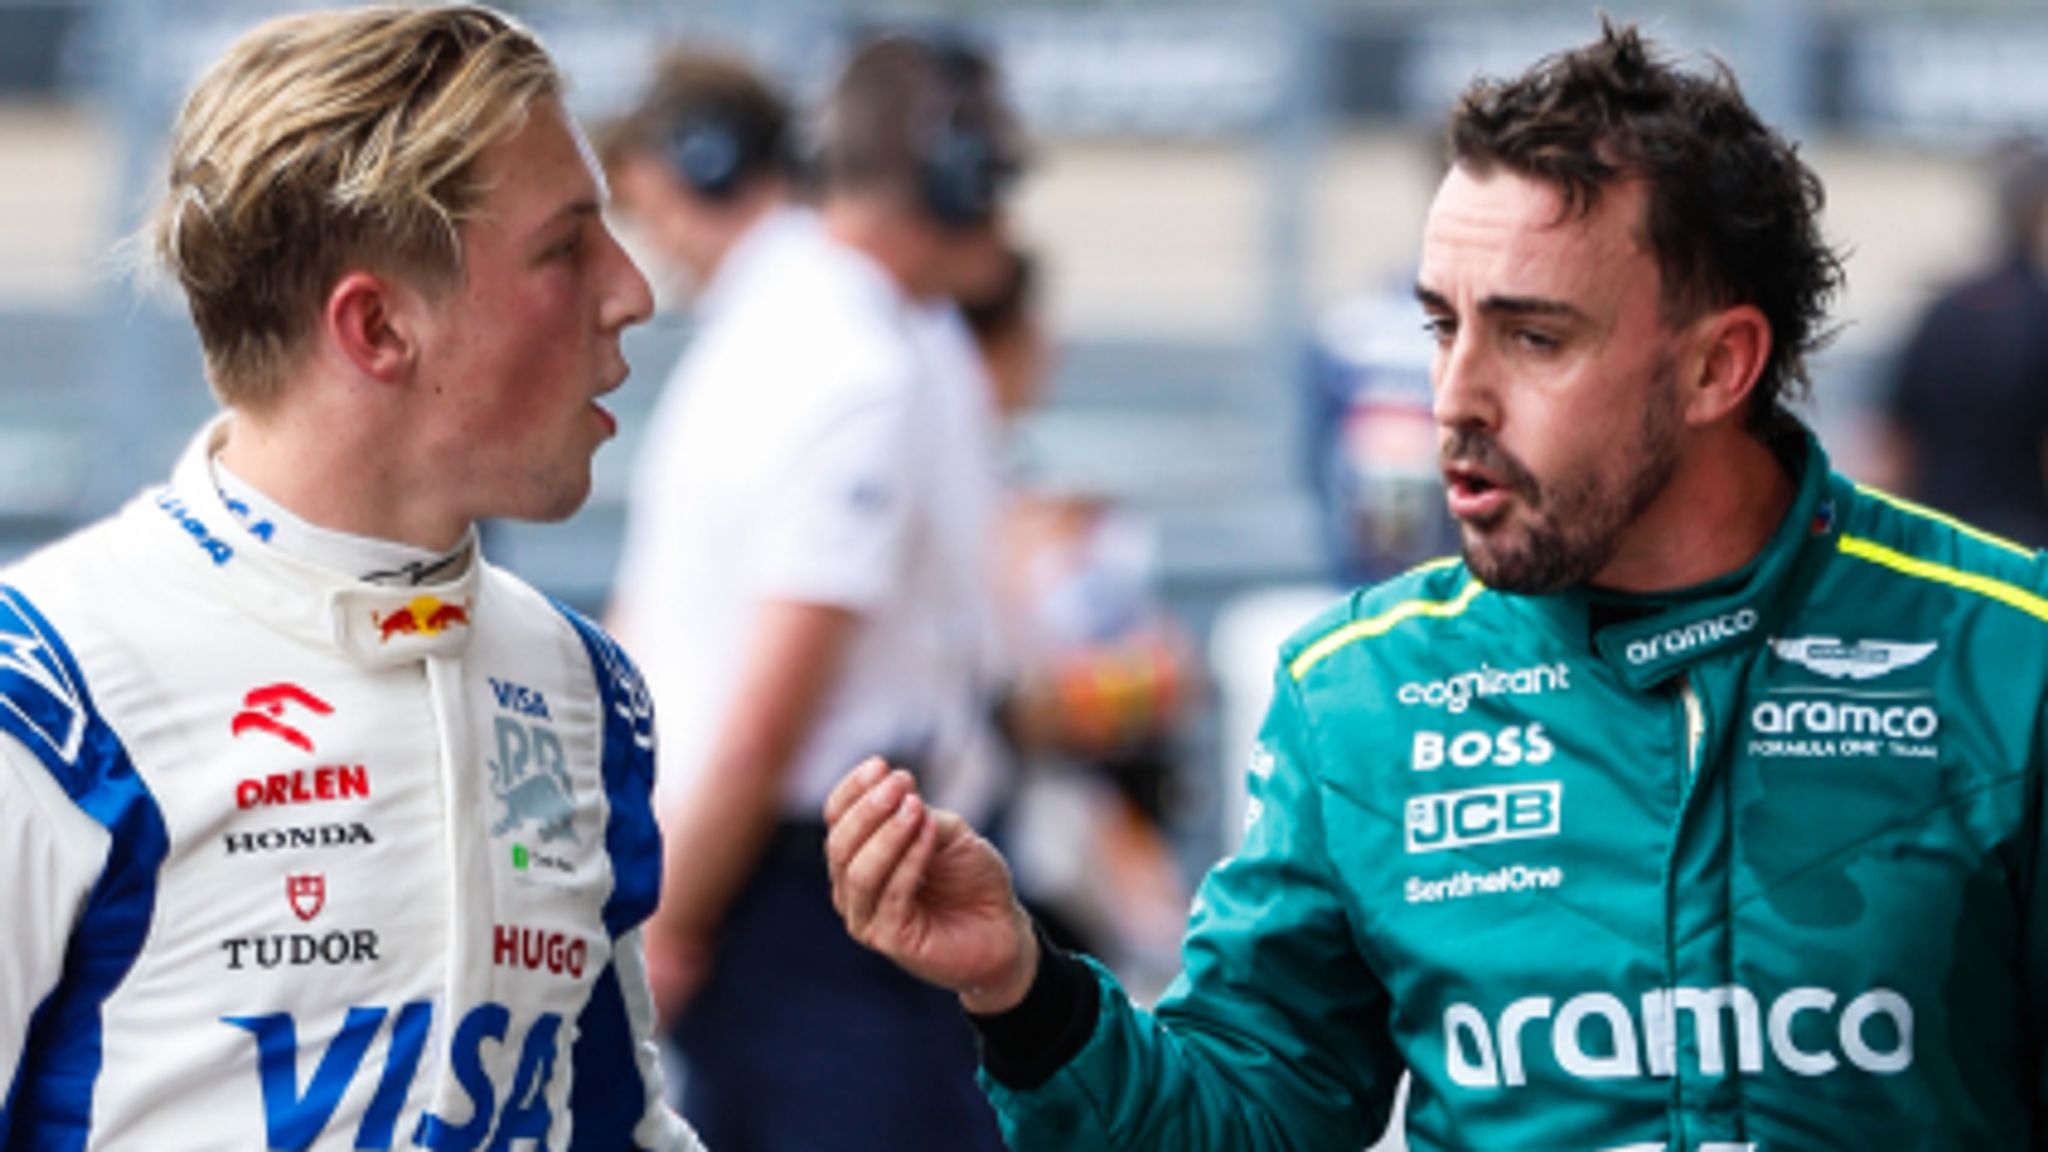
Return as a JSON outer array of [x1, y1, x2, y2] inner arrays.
[[820, 195, 937, 300], [696, 185, 786, 289], [215, 401, 471, 555], [1591, 428, 1798, 595]]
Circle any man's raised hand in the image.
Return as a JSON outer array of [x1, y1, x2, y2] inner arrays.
[[823, 757, 1039, 1014]]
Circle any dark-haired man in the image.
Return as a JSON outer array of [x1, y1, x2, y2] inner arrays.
[[605, 33, 1022, 1152], [826, 21, 2048, 1151]]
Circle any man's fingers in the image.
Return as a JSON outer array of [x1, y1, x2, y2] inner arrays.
[[824, 756, 890, 826], [837, 790, 930, 937], [825, 768, 915, 896], [875, 806, 940, 933]]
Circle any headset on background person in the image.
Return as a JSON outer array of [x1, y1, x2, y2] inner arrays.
[[803, 28, 1025, 229], [663, 101, 794, 202], [915, 35, 1019, 228]]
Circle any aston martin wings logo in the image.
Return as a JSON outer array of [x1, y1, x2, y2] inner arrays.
[[1768, 637, 1938, 680]]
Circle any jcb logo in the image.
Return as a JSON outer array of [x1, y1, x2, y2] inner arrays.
[[1406, 783, 1561, 854]]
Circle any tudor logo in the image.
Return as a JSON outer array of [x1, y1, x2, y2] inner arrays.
[[1769, 637, 1937, 681], [286, 874, 325, 922]]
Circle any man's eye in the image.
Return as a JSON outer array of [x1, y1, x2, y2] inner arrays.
[[1512, 328, 1558, 352], [1422, 317, 1455, 343]]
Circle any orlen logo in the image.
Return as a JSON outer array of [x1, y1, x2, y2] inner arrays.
[[1751, 699, 1939, 740], [1406, 782, 1560, 854], [494, 925, 588, 980], [1443, 984, 1913, 1090], [373, 595, 470, 643], [1398, 663, 1570, 714], [1412, 723, 1554, 771], [1625, 608, 1757, 665], [231, 683, 332, 753], [236, 765, 370, 810]]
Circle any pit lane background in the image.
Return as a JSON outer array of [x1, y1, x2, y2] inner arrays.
[[0, 10, 2032, 1143]]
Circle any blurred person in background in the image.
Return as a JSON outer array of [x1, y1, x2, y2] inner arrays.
[[1303, 140, 1459, 588], [597, 50, 797, 313], [827, 21, 2048, 1150], [0, 5, 702, 1149], [961, 246, 1193, 1003], [1877, 137, 2048, 546], [601, 32, 1023, 1152]]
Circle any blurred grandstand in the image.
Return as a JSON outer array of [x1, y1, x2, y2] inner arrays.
[[0, 0, 2037, 874]]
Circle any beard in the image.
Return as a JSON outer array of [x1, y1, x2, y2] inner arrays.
[[1445, 361, 1684, 595]]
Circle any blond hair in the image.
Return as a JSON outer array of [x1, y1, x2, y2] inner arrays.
[[151, 4, 560, 408]]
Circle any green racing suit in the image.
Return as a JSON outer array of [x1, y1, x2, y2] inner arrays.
[[976, 431, 2048, 1151]]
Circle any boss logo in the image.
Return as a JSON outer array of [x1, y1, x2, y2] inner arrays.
[[1412, 723, 1554, 771]]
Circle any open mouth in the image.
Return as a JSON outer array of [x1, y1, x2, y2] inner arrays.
[[1444, 464, 1510, 522]]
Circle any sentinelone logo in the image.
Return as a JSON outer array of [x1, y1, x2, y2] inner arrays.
[[1406, 863, 1563, 905], [1398, 663, 1570, 714], [1625, 609, 1757, 666]]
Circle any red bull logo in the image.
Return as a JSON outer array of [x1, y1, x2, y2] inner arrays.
[[374, 596, 472, 643]]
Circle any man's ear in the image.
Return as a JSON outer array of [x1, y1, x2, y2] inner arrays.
[[324, 270, 418, 383], [1680, 304, 1773, 427]]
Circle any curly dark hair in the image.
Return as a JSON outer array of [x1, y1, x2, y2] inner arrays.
[[1447, 19, 1845, 435]]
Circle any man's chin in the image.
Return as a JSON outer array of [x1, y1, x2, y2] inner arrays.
[[1459, 531, 1565, 596]]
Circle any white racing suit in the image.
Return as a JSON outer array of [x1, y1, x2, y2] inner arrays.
[[0, 426, 702, 1151]]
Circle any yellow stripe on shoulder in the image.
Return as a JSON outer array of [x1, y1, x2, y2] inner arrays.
[[1852, 483, 2034, 561], [1838, 535, 2048, 623], [1289, 577, 1484, 681]]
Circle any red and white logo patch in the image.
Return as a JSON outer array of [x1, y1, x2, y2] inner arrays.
[[286, 874, 325, 922]]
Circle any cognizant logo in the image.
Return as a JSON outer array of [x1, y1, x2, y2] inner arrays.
[[1624, 609, 1757, 666], [1443, 985, 1913, 1090], [1398, 663, 1570, 713]]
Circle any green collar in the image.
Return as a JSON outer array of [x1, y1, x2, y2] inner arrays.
[[1518, 429, 1834, 691]]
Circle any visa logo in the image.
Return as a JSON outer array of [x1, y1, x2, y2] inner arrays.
[[224, 1001, 561, 1149], [1405, 782, 1561, 854], [489, 678, 552, 720]]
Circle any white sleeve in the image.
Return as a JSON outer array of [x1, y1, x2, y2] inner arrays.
[[0, 730, 109, 1089], [750, 390, 916, 611], [615, 927, 706, 1152]]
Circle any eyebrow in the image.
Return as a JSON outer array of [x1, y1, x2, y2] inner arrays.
[[556, 199, 603, 226], [1414, 284, 1589, 325], [528, 199, 602, 254]]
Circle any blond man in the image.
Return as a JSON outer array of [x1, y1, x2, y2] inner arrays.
[[0, 6, 702, 1149]]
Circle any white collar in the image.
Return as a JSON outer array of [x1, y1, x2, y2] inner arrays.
[[211, 454, 466, 586], [140, 416, 484, 670]]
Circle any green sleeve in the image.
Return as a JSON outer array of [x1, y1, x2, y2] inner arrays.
[[982, 663, 1402, 1150]]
